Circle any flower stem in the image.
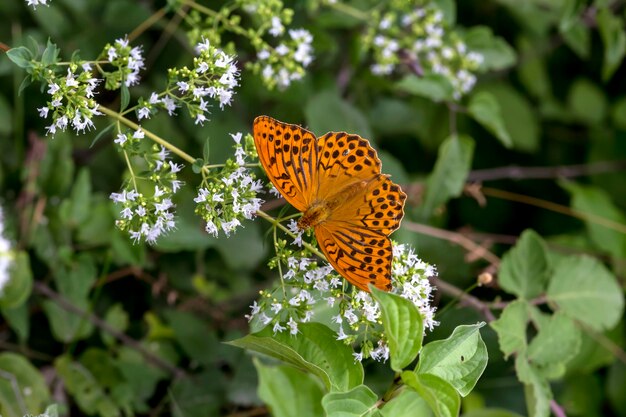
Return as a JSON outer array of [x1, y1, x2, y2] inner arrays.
[[99, 105, 196, 165], [255, 210, 325, 260]]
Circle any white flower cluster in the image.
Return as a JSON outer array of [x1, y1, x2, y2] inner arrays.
[[255, 27, 314, 89], [25, 0, 49, 8], [110, 136, 182, 244], [195, 133, 264, 237], [106, 37, 145, 87], [391, 243, 438, 331], [246, 236, 438, 362], [0, 208, 14, 296], [163, 39, 240, 126], [38, 67, 102, 136], [370, 4, 484, 99]]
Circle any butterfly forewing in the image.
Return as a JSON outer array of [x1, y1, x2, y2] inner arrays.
[[314, 224, 393, 292], [253, 116, 318, 212], [314, 132, 382, 200]]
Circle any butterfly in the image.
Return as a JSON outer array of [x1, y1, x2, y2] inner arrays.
[[253, 116, 406, 292]]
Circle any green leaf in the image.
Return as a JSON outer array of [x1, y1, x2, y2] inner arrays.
[[477, 83, 540, 152], [468, 91, 512, 147], [322, 385, 379, 417], [515, 356, 552, 417], [402, 371, 460, 417], [567, 79, 607, 125], [6, 46, 34, 69], [433, 0, 456, 24], [417, 323, 488, 397], [169, 370, 224, 417], [255, 360, 324, 417], [38, 133, 75, 196], [463, 26, 517, 71], [597, 7, 626, 81], [420, 135, 475, 217], [371, 287, 424, 371], [0, 251, 33, 309], [395, 74, 455, 102], [163, 310, 219, 367], [490, 300, 529, 358], [516, 37, 551, 100], [76, 199, 115, 246], [607, 361, 626, 417], [380, 388, 433, 417], [227, 322, 363, 392], [566, 326, 620, 373], [462, 409, 525, 417], [101, 303, 129, 347], [115, 346, 168, 411], [546, 255, 624, 331], [1, 301, 30, 342], [498, 230, 550, 299], [305, 90, 373, 139], [55, 355, 121, 416], [0, 93, 13, 135], [611, 96, 626, 129], [0, 353, 50, 417], [68, 168, 92, 226], [559, 0, 586, 32], [560, 181, 626, 258], [43, 255, 97, 342], [120, 85, 130, 111], [41, 39, 60, 66], [527, 312, 581, 369], [561, 20, 591, 58]]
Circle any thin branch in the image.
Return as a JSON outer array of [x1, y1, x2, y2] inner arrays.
[[403, 220, 501, 266], [467, 160, 626, 182], [34, 282, 187, 379], [481, 187, 626, 235], [430, 276, 496, 322]]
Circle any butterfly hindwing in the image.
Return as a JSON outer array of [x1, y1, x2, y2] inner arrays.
[[314, 223, 393, 292], [329, 174, 406, 235], [253, 116, 318, 212]]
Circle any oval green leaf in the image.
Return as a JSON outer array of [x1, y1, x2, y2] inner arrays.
[[371, 287, 424, 371], [417, 323, 488, 396], [227, 322, 363, 392]]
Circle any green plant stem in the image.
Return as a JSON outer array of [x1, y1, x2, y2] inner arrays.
[[328, 2, 370, 20], [255, 209, 324, 260], [99, 105, 196, 165]]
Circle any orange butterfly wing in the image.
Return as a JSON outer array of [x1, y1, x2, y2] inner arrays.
[[253, 117, 406, 292], [253, 116, 319, 212], [313, 133, 406, 291]]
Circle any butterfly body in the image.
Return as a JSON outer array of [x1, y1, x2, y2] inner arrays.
[[253, 116, 406, 292]]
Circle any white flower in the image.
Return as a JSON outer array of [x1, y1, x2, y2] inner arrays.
[[269, 16, 285, 37], [273, 322, 286, 333], [258, 49, 270, 60], [0, 207, 14, 296], [196, 38, 211, 53], [132, 129, 144, 140], [275, 44, 290, 56], [38, 107, 49, 118], [26, 0, 49, 9], [177, 81, 190, 93], [287, 317, 299, 335], [149, 92, 161, 104], [47, 83, 60, 95], [137, 107, 150, 120]]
